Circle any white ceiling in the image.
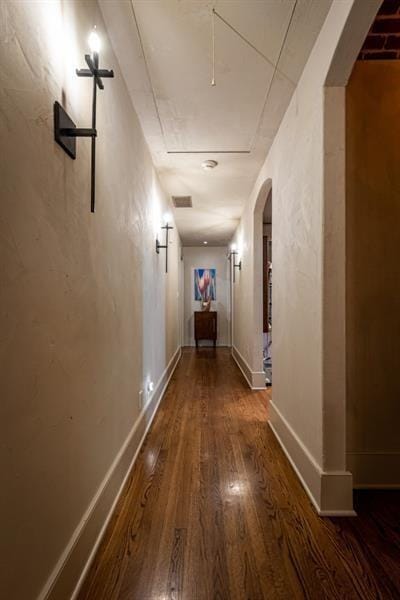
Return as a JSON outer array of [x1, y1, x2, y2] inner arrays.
[[100, 0, 332, 246]]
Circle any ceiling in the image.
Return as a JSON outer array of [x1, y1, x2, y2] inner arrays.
[[100, 0, 332, 246]]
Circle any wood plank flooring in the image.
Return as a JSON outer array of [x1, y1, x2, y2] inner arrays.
[[78, 348, 400, 600]]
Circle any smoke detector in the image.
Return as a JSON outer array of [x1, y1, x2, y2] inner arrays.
[[201, 159, 218, 170]]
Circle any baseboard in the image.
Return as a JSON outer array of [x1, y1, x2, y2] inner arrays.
[[231, 345, 265, 389], [347, 451, 400, 489], [353, 483, 400, 490], [269, 400, 355, 516], [39, 346, 182, 600], [184, 342, 229, 348]]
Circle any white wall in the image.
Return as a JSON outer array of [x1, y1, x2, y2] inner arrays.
[[183, 247, 230, 346], [230, 0, 380, 514], [0, 2, 181, 599]]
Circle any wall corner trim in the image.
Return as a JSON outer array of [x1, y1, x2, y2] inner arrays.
[[40, 346, 182, 600], [231, 345, 266, 390], [269, 400, 355, 517]]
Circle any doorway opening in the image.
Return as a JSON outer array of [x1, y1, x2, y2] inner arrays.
[[253, 178, 272, 388], [263, 190, 272, 385], [346, 51, 400, 490]]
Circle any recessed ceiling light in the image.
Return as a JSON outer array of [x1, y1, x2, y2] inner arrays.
[[203, 241, 208, 244], [201, 159, 218, 170]]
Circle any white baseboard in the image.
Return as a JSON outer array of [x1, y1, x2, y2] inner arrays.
[[185, 342, 229, 347], [39, 346, 182, 600], [231, 346, 265, 389], [269, 400, 355, 516], [347, 451, 400, 489]]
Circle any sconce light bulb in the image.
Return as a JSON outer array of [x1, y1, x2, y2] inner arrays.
[[163, 212, 172, 225], [88, 28, 101, 54], [148, 381, 154, 393], [231, 243, 237, 252]]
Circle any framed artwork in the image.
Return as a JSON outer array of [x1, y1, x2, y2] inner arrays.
[[194, 268, 216, 301]]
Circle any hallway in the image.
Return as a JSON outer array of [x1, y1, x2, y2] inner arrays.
[[3, 2, 400, 597], [79, 349, 400, 600]]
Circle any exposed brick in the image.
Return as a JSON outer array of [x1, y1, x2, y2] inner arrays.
[[372, 17, 400, 33], [378, 0, 400, 16], [363, 34, 386, 49], [360, 50, 398, 60], [385, 34, 400, 48], [359, 1, 400, 60]]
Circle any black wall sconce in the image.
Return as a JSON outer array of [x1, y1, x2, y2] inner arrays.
[[229, 243, 242, 283], [54, 28, 114, 213], [156, 215, 173, 273]]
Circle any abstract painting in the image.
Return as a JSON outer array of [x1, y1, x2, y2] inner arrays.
[[194, 268, 216, 301]]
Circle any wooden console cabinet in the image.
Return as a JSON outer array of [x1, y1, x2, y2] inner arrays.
[[194, 311, 217, 347]]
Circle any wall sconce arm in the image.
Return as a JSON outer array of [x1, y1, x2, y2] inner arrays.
[[155, 224, 173, 273], [155, 240, 167, 253], [229, 250, 241, 283], [59, 127, 97, 137]]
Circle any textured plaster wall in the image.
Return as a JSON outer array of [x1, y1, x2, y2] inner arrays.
[[231, 1, 379, 485], [183, 246, 230, 346], [233, 11, 334, 466], [346, 60, 400, 486], [0, 2, 180, 598]]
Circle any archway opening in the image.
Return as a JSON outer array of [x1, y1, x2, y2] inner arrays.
[[252, 178, 272, 386], [262, 190, 272, 386], [346, 31, 400, 490]]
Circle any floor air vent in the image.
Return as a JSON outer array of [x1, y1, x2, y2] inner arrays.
[[172, 196, 192, 208]]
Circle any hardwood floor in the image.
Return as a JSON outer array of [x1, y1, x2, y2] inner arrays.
[[78, 348, 400, 600]]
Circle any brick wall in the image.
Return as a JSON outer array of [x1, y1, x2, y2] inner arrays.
[[359, 0, 400, 60]]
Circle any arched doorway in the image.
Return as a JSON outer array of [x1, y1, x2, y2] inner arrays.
[[252, 179, 272, 384], [262, 189, 272, 385]]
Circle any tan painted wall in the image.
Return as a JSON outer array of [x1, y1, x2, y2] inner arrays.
[[232, 1, 348, 465], [346, 61, 400, 486], [230, 0, 380, 513], [0, 2, 180, 598]]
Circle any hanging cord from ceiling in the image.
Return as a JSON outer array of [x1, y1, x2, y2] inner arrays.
[[211, 7, 296, 88], [129, 0, 297, 154], [250, 0, 298, 151], [211, 7, 216, 86], [130, 0, 249, 153]]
